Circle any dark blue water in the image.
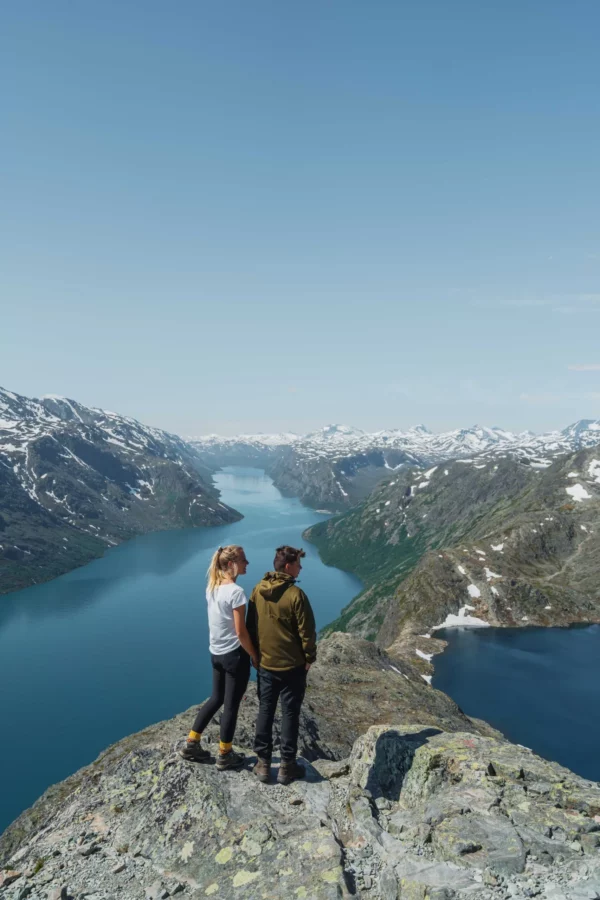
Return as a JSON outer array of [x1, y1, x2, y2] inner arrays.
[[0, 468, 362, 834], [433, 624, 600, 783]]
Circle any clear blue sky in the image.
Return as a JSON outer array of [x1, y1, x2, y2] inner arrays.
[[2, 1, 599, 435]]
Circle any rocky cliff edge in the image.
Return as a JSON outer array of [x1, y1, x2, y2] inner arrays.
[[1, 635, 599, 900]]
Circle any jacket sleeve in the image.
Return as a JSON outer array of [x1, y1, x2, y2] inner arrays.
[[246, 589, 258, 651], [294, 589, 317, 664]]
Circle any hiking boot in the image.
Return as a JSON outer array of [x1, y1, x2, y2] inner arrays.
[[216, 749, 245, 771], [253, 757, 272, 784], [277, 759, 305, 785], [179, 740, 211, 763]]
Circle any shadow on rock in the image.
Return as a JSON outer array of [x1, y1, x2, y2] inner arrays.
[[350, 725, 442, 801]]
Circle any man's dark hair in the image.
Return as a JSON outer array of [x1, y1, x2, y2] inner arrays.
[[273, 545, 306, 572]]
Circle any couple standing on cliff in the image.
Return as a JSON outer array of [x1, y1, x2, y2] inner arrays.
[[179, 544, 316, 786]]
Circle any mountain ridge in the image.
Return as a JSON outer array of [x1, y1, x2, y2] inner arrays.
[[303, 446, 600, 688], [191, 419, 600, 511]]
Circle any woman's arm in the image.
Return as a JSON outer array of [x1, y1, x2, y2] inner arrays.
[[233, 606, 259, 667]]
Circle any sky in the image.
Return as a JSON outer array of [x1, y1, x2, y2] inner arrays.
[[2, 1, 599, 436]]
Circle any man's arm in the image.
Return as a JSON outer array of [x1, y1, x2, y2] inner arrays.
[[294, 589, 317, 668], [246, 589, 259, 655]]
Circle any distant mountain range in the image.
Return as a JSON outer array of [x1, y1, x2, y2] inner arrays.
[[0, 386, 241, 595], [192, 419, 600, 510]]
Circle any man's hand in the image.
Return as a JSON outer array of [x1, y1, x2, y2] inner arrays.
[[305, 663, 311, 672], [251, 654, 260, 669]]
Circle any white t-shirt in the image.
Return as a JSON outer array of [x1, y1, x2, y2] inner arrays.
[[206, 583, 247, 656]]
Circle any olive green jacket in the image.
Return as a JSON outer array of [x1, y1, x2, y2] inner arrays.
[[246, 572, 317, 671]]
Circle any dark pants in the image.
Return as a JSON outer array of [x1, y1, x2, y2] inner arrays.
[[254, 665, 307, 762], [192, 647, 250, 743]]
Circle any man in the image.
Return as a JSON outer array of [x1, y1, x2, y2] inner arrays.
[[246, 545, 317, 785]]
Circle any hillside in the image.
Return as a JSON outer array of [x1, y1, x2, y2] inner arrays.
[[305, 449, 600, 654], [0, 387, 241, 595]]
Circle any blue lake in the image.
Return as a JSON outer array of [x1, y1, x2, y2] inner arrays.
[[433, 624, 600, 783], [0, 468, 362, 835]]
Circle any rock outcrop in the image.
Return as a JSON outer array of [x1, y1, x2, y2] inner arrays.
[[0, 633, 499, 859], [1, 719, 599, 900], [1, 635, 599, 900]]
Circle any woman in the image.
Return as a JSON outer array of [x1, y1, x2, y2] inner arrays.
[[180, 544, 258, 770]]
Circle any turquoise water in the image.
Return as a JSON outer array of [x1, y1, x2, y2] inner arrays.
[[0, 468, 362, 835], [433, 624, 600, 783]]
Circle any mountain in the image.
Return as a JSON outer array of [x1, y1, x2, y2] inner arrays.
[[0, 386, 241, 595], [304, 447, 600, 678], [1, 632, 599, 900], [186, 431, 298, 470], [191, 419, 600, 511]]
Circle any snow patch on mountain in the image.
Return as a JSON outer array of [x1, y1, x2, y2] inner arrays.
[[589, 459, 600, 484], [566, 483, 592, 502]]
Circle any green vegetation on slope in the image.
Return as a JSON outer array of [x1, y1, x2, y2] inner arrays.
[[305, 451, 600, 644]]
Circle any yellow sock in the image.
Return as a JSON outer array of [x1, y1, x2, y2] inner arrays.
[[188, 730, 202, 742], [219, 741, 232, 754]]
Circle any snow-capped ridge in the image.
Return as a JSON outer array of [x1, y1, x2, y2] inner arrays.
[[316, 424, 365, 438], [189, 431, 298, 448], [191, 416, 600, 472]]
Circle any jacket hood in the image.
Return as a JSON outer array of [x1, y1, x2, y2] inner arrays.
[[255, 571, 296, 602]]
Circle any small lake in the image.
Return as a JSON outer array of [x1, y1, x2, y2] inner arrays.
[[433, 624, 600, 783], [0, 468, 362, 835]]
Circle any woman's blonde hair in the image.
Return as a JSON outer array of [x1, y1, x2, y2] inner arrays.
[[207, 545, 243, 592]]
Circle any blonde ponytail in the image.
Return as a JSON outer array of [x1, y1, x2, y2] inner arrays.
[[207, 545, 243, 592]]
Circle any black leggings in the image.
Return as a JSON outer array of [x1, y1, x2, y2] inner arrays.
[[191, 646, 250, 743]]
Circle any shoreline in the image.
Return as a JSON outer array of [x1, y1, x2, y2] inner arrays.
[[0, 472, 243, 599], [429, 621, 600, 783], [406, 614, 600, 684]]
